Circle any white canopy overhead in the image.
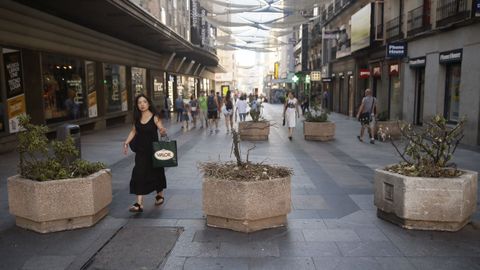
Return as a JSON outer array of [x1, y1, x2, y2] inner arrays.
[[201, 0, 326, 52]]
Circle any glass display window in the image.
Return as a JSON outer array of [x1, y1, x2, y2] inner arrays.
[[85, 61, 97, 118], [444, 63, 461, 123], [103, 63, 127, 113], [132, 67, 147, 98], [42, 54, 86, 124]]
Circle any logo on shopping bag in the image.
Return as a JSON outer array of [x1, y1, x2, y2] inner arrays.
[[154, 149, 175, 160]]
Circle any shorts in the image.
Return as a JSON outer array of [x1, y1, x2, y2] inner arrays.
[[208, 111, 218, 119]]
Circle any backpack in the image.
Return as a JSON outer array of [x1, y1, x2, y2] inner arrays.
[[207, 95, 216, 111]]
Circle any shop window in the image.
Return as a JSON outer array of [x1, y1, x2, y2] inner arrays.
[[132, 67, 147, 98], [43, 54, 86, 124], [444, 63, 461, 123], [103, 64, 127, 113]]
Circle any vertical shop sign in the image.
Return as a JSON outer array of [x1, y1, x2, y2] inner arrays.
[[3, 51, 24, 98], [476, 0, 480, 17], [200, 8, 206, 47], [86, 61, 97, 117], [7, 94, 26, 133]]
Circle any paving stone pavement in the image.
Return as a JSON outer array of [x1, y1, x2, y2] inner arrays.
[[0, 104, 479, 270]]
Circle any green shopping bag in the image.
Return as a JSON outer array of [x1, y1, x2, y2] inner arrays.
[[152, 137, 178, 168]]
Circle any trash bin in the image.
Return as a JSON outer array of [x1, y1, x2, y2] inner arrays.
[[57, 124, 81, 159]]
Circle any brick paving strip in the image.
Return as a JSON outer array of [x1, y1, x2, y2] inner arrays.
[[0, 104, 479, 270]]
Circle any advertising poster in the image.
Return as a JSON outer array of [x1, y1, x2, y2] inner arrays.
[[3, 51, 24, 98], [86, 61, 97, 117], [7, 94, 26, 133], [351, 3, 372, 52], [121, 90, 128, 112], [88, 92, 98, 118]]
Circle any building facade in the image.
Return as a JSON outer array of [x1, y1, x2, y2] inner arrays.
[[0, 0, 221, 152], [308, 0, 480, 146]]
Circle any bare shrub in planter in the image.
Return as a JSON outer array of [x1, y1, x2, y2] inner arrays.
[[200, 129, 293, 233], [375, 115, 477, 231]]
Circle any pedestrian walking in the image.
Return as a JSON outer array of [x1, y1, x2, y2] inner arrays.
[[163, 94, 171, 120], [198, 91, 208, 128], [189, 95, 198, 128], [207, 90, 220, 133], [123, 94, 167, 212], [236, 94, 248, 122], [182, 101, 190, 131], [356, 88, 377, 144], [175, 95, 184, 122], [323, 90, 329, 110], [216, 92, 223, 120], [223, 94, 234, 133], [283, 91, 300, 141]]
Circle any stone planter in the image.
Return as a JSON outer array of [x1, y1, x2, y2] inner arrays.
[[7, 169, 112, 233], [203, 176, 291, 233], [238, 121, 270, 141], [374, 120, 402, 141], [374, 168, 478, 231], [303, 121, 335, 141]]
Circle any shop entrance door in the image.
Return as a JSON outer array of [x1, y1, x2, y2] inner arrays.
[[414, 68, 425, 125]]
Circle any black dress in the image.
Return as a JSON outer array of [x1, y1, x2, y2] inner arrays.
[[130, 116, 167, 195]]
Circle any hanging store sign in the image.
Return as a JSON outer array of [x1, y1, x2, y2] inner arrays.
[[310, 71, 321, 81], [359, 69, 370, 79], [386, 42, 407, 59], [351, 3, 372, 52], [322, 77, 332, 83], [373, 66, 381, 77], [439, 49, 462, 64], [409, 57, 426, 68], [389, 64, 399, 76], [274, 62, 279, 79]]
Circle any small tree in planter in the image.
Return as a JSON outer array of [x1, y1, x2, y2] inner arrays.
[[375, 115, 477, 231], [8, 115, 112, 233], [375, 111, 402, 141], [303, 101, 335, 141], [200, 129, 293, 233], [238, 99, 270, 141]]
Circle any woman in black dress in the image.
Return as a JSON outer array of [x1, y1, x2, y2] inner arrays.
[[123, 94, 167, 212]]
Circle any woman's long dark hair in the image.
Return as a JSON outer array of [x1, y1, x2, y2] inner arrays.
[[133, 94, 157, 124]]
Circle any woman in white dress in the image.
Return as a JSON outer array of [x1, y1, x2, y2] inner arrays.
[[283, 91, 300, 141]]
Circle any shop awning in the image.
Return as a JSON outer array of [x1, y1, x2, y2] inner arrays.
[[12, 0, 219, 67]]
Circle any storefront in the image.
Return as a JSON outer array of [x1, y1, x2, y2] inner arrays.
[[404, 23, 480, 146], [387, 62, 402, 120]]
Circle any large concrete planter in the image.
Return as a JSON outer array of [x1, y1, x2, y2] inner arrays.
[[374, 168, 478, 231], [7, 169, 112, 233], [303, 121, 335, 141], [374, 120, 402, 141], [203, 176, 291, 233], [238, 121, 270, 141]]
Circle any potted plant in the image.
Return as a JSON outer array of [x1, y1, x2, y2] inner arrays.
[[7, 115, 112, 233], [200, 129, 293, 233], [374, 111, 402, 141], [238, 98, 270, 141], [303, 102, 335, 141], [374, 115, 477, 231]]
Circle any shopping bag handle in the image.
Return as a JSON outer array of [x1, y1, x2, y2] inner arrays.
[[159, 134, 170, 141]]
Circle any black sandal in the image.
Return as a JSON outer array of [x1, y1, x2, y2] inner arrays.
[[155, 195, 165, 206], [129, 203, 143, 212]]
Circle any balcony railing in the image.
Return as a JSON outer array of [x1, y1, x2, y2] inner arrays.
[[385, 16, 403, 41], [407, 4, 432, 36], [436, 0, 470, 27]]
